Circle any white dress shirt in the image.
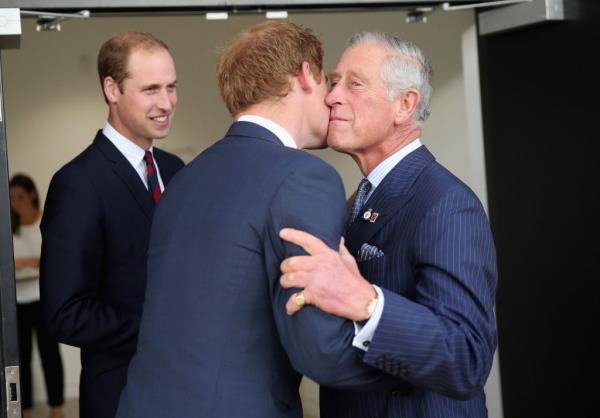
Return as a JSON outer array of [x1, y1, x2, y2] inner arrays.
[[237, 115, 298, 149], [353, 138, 422, 351], [102, 122, 165, 192], [13, 218, 42, 303]]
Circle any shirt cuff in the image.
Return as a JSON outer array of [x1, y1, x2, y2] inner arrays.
[[352, 285, 384, 351]]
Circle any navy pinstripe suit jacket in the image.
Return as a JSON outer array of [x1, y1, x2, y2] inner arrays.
[[321, 146, 498, 418]]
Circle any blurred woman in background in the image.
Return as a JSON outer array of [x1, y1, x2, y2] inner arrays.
[[10, 173, 64, 418]]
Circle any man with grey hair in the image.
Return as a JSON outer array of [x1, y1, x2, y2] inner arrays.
[[279, 32, 498, 418]]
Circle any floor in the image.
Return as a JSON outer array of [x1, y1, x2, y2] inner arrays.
[[28, 396, 318, 418], [28, 399, 78, 418]]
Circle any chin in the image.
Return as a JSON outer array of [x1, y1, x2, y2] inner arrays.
[[304, 137, 327, 150], [309, 142, 328, 150], [326, 135, 342, 150], [152, 130, 171, 140], [327, 139, 353, 155]]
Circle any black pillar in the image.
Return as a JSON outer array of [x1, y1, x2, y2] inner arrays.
[[478, 2, 600, 417]]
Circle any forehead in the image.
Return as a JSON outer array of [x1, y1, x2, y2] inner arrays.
[[125, 47, 176, 80], [332, 42, 388, 76], [10, 186, 26, 195]]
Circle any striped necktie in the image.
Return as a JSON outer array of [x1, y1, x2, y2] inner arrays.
[[349, 178, 372, 225], [144, 150, 161, 205]]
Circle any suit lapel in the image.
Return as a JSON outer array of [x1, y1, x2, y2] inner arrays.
[[153, 150, 177, 185], [93, 131, 155, 221], [346, 146, 435, 255]]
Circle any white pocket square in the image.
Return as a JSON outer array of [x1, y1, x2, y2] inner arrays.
[[357, 243, 385, 262]]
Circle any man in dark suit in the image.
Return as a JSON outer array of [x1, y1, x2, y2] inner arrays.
[[280, 32, 498, 418], [40, 32, 184, 418], [116, 22, 400, 418]]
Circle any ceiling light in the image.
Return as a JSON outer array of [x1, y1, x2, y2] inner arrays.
[[206, 12, 229, 20], [266, 11, 288, 19]]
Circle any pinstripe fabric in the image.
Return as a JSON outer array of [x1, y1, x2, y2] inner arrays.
[[321, 146, 497, 418]]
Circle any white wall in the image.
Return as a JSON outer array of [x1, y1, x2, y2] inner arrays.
[[4, 10, 501, 418]]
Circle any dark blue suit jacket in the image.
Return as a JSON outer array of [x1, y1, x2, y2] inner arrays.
[[40, 131, 184, 418], [321, 146, 498, 418], [116, 122, 400, 418]]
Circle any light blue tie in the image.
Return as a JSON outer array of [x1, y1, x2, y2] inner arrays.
[[349, 178, 372, 225]]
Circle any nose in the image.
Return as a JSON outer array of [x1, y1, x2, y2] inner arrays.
[[157, 89, 176, 112], [325, 84, 342, 107]]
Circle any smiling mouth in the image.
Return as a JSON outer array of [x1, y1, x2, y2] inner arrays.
[[150, 115, 169, 122]]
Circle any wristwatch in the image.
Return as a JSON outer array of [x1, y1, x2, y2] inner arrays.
[[357, 296, 378, 326], [366, 296, 378, 319]]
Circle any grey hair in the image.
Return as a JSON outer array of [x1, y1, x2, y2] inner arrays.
[[346, 32, 433, 125]]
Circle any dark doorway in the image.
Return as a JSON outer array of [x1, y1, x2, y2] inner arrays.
[[478, 2, 599, 418]]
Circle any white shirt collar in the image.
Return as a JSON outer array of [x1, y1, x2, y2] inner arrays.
[[237, 115, 298, 149], [366, 138, 423, 190], [102, 122, 155, 167]]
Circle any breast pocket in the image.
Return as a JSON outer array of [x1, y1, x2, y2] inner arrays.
[[357, 243, 385, 262], [357, 253, 387, 286]]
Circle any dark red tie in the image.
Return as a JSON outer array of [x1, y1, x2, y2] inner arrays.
[[144, 150, 161, 205]]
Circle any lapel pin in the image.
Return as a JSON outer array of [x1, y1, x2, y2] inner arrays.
[[362, 209, 379, 222]]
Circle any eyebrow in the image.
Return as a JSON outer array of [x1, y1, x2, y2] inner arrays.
[[347, 70, 363, 79], [328, 69, 364, 80], [141, 80, 178, 89]]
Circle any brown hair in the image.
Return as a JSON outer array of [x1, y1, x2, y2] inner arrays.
[[97, 32, 169, 102], [9, 173, 40, 234], [217, 21, 323, 116]]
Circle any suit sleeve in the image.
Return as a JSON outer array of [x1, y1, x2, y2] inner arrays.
[[40, 168, 138, 353], [362, 189, 498, 399], [265, 157, 402, 390]]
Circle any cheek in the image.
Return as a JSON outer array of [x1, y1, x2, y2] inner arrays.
[[357, 97, 392, 127], [126, 94, 149, 111], [313, 101, 329, 120], [351, 95, 370, 111], [352, 97, 378, 127]]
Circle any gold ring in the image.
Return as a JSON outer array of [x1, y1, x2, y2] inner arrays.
[[294, 292, 306, 307]]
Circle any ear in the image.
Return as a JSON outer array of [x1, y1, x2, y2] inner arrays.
[[103, 76, 120, 104], [296, 61, 314, 94], [393, 89, 420, 125]]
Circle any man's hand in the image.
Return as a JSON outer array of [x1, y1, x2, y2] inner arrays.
[[279, 228, 376, 322], [14, 257, 40, 269]]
